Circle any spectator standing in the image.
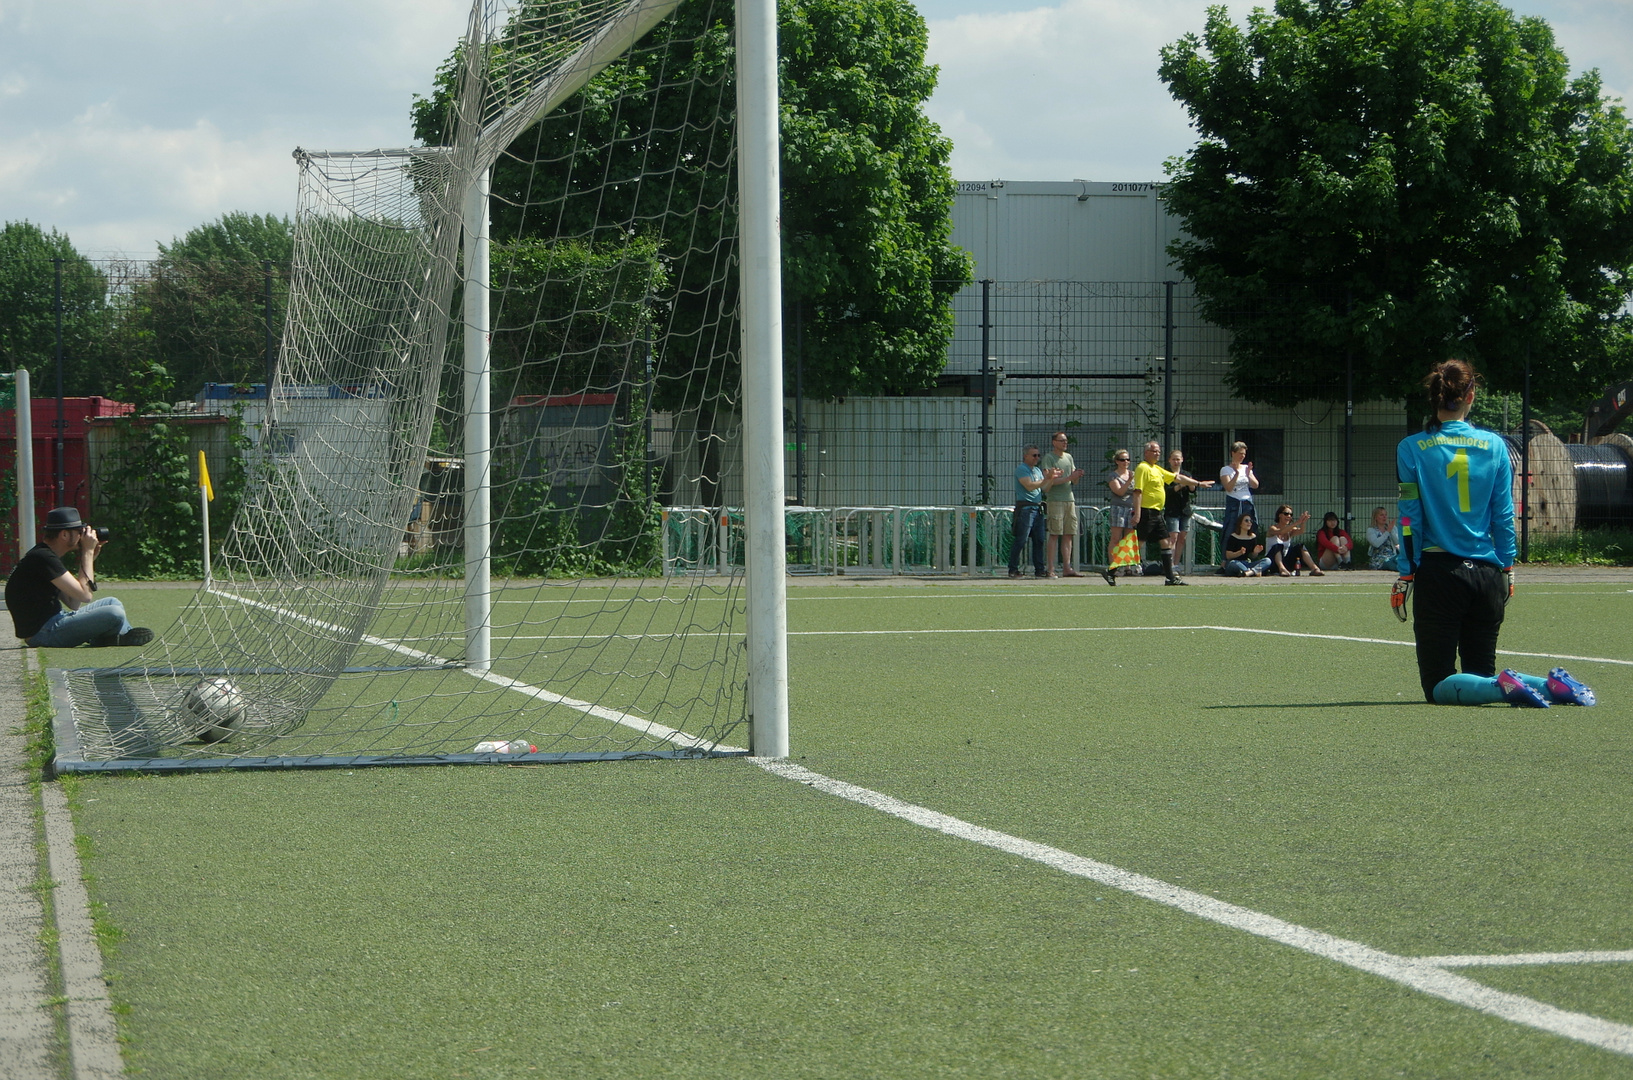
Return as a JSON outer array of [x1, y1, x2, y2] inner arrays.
[[1164, 449, 1205, 564], [1219, 442, 1258, 541], [1040, 431, 1085, 577], [1112, 440, 1210, 587], [1008, 445, 1058, 579], [1315, 512, 1353, 570], [1105, 450, 1135, 575]]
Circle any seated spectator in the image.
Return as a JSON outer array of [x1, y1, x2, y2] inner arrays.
[[1222, 512, 1271, 577], [1366, 506, 1401, 570], [1265, 505, 1323, 577], [1315, 512, 1353, 570]]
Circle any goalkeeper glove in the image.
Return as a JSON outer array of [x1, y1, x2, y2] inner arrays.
[[1390, 574, 1414, 622], [1503, 566, 1514, 601]]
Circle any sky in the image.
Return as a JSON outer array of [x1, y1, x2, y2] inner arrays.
[[1, 0, 1629, 260]]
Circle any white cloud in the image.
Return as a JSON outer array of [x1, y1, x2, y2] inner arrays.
[[923, 0, 1235, 182]]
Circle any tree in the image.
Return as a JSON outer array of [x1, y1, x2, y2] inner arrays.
[[0, 222, 110, 395], [123, 212, 294, 400], [411, 0, 970, 408], [1158, 0, 1633, 409]]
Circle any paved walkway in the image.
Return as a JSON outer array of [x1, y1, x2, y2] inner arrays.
[[0, 645, 122, 1079]]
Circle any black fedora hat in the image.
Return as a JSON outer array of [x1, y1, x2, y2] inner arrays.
[[45, 507, 84, 531]]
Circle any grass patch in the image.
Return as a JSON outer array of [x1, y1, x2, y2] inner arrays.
[[58, 581, 1633, 1077], [1524, 527, 1633, 566]]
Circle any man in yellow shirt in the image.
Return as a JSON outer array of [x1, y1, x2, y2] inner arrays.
[[1110, 441, 1212, 586]]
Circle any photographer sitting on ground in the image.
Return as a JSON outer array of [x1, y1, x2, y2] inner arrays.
[[5, 507, 153, 649]]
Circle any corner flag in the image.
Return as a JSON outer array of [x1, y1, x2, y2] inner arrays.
[[1108, 529, 1141, 570], [199, 451, 215, 502]]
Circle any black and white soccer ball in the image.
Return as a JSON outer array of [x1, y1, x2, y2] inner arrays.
[[182, 677, 247, 743]]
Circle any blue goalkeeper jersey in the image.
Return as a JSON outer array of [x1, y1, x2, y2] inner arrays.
[[1395, 419, 1516, 574]]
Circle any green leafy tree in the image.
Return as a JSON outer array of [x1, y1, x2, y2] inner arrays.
[[412, 0, 970, 406], [0, 222, 110, 394], [123, 212, 293, 400], [1159, 0, 1633, 409]]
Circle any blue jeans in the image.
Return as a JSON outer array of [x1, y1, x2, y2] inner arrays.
[[1010, 502, 1046, 575], [1224, 557, 1272, 576], [27, 597, 132, 648]]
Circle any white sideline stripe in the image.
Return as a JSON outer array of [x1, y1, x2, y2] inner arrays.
[[1418, 951, 1633, 968], [488, 624, 1633, 669], [209, 590, 745, 754], [755, 758, 1633, 1057]]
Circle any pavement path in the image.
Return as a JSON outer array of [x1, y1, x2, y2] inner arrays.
[[0, 645, 122, 1079]]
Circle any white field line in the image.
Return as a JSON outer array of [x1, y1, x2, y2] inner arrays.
[[493, 623, 1633, 670], [210, 589, 745, 754], [1418, 951, 1633, 968], [466, 586, 1624, 606], [756, 759, 1633, 1058]]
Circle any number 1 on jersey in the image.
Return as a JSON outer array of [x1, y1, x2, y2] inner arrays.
[[1447, 449, 1471, 512]]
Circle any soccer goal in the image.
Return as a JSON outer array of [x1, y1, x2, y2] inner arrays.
[[49, 0, 788, 772]]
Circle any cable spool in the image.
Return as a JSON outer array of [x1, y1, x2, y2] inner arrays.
[[1501, 429, 1575, 535], [1574, 434, 1633, 528]]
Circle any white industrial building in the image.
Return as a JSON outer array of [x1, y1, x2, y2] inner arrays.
[[753, 180, 1404, 524]]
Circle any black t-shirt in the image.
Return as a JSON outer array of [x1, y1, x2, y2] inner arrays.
[[5, 544, 68, 639], [1165, 480, 1195, 519], [1223, 531, 1262, 560]]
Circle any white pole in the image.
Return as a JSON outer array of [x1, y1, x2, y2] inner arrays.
[[737, 0, 789, 757], [200, 484, 211, 587], [14, 369, 32, 555], [462, 168, 493, 674]]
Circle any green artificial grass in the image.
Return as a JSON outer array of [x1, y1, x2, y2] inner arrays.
[[55, 579, 1633, 1077]]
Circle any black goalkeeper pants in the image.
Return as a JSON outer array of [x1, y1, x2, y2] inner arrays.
[[1412, 552, 1507, 703]]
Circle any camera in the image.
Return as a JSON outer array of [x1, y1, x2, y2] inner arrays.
[[93, 526, 111, 543]]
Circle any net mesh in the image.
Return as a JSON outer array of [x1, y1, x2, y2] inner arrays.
[[55, 0, 749, 768]]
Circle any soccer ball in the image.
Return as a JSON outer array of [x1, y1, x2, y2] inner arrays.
[[182, 678, 247, 744]]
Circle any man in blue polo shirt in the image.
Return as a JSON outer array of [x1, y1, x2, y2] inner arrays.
[[1008, 445, 1059, 579]]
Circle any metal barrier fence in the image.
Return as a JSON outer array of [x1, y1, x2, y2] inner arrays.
[[662, 505, 1226, 578]]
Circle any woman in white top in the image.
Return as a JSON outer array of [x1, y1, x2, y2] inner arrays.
[[1265, 505, 1323, 576], [1219, 441, 1258, 542], [1365, 506, 1400, 570]]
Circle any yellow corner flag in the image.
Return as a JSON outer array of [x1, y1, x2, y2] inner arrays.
[[1108, 529, 1142, 570], [199, 450, 215, 502]]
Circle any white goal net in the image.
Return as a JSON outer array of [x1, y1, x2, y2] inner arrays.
[[52, 0, 765, 770]]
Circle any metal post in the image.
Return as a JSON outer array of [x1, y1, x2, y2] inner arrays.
[[11, 370, 32, 560], [1343, 295, 1354, 534], [53, 257, 64, 508], [1163, 281, 1175, 450], [1521, 353, 1531, 564], [980, 278, 992, 505], [737, 0, 789, 757], [794, 300, 806, 506], [462, 168, 493, 673], [263, 259, 277, 385]]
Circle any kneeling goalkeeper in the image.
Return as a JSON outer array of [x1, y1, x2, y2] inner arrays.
[[1395, 360, 1592, 708]]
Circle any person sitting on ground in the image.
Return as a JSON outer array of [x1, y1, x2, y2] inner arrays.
[[4, 507, 154, 649], [1366, 506, 1400, 570], [1222, 512, 1272, 577], [1265, 505, 1323, 577], [1315, 512, 1353, 570]]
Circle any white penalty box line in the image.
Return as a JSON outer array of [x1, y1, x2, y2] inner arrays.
[[756, 759, 1633, 1058], [209, 588, 746, 754]]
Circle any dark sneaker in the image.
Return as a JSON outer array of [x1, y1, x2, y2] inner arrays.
[[89, 631, 118, 647], [1008, 570, 1024, 579], [117, 628, 154, 647], [1100, 567, 1117, 587], [1164, 576, 1187, 586], [1546, 667, 1596, 706], [1497, 669, 1549, 708]]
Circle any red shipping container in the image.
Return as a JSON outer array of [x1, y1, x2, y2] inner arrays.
[[0, 397, 134, 572]]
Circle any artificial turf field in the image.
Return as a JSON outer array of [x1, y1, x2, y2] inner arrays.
[[44, 575, 1633, 1078]]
